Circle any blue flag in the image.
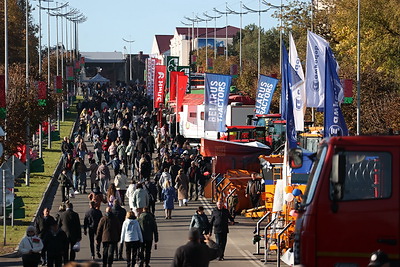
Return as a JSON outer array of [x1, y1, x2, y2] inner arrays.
[[204, 73, 232, 132], [255, 75, 278, 115], [324, 47, 348, 137], [281, 42, 298, 149]]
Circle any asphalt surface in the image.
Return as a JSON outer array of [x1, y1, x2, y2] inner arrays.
[[0, 140, 282, 266]]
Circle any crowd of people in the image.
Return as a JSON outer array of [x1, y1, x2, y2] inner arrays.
[[20, 84, 221, 267]]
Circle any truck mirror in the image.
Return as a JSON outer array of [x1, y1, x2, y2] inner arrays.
[[289, 148, 303, 169], [331, 153, 346, 184]]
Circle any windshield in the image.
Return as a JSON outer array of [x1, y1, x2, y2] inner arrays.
[[303, 146, 328, 206]]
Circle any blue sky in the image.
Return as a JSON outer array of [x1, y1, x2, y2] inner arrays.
[[32, 0, 284, 54]]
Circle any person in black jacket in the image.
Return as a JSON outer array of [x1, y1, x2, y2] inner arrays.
[[34, 207, 56, 265], [172, 228, 219, 267], [209, 199, 234, 261], [187, 161, 200, 201], [58, 169, 73, 203], [83, 201, 103, 260], [111, 200, 126, 261], [138, 207, 159, 267], [43, 221, 68, 267], [61, 137, 74, 158], [58, 202, 81, 263], [245, 173, 263, 208]]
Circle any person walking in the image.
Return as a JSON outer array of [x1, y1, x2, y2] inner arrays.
[[190, 206, 211, 236], [84, 201, 103, 260], [58, 202, 82, 263], [138, 207, 158, 267], [34, 207, 55, 265], [132, 183, 149, 217], [94, 137, 103, 164], [144, 179, 157, 215], [187, 161, 200, 201], [19, 226, 44, 267], [210, 199, 235, 261], [245, 173, 262, 208], [88, 187, 107, 210], [120, 211, 143, 267], [72, 156, 82, 193], [77, 139, 89, 163], [175, 169, 189, 207], [89, 159, 99, 192], [97, 206, 122, 267], [111, 199, 127, 261], [114, 170, 128, 206], [172, 228, 219, 267], [58, 168, 73, 202], [106, 183, 122, 208], [126, 180, 137, 211], [162, 180, 175, 219], [97, 160, 111, 194], [43, 221, 68, 267]]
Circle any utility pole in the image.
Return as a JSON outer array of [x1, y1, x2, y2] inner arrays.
[[214, 4, 232, 61], [122, 37, 135, 82]]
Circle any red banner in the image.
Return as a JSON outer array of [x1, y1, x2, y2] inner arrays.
[[0, 75, 5, 108], [154, 65, 166, 109], [80, 57, 85, 66], [176, 74, 188, 118], [55, 76, 62, 89], [37, 81, 47, 100], [66, 66, 74, 81], [169, 71, 185, 101]]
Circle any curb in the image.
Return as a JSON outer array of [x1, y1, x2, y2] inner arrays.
[[2, 112, 79, 256]]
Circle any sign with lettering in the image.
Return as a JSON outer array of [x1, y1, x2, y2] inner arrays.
[[255, 75, 278, 115]]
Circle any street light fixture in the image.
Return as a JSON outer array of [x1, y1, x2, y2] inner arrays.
[[122, 37, 135, 82]]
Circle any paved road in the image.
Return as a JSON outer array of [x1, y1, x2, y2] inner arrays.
[[0, 142, 282, 266]]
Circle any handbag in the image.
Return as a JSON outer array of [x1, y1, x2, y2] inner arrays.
[[72, 241, 81, 252]]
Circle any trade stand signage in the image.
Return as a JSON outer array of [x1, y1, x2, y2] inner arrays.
[[166, 56, 179, 90], [177, 66, 190, 93], [154, 65, 166, 109]]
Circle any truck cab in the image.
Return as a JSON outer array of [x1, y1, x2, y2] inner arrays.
[[294, 136, 400, 266]]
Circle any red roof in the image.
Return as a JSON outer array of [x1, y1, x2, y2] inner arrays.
[[176, 26, 240, 39], [155, 35, 173, 54], [182, 94, 204, 105], [228, 94, 255, 105]]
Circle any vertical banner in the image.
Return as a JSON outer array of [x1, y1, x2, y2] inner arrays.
[[289, 32, 306, 131], [305, 31, 329, 108], [255, 75, 278, 115], [324, 47, 348, 137], [154, 65, 166, 109], [166, 56, 179, 89], [170, 71, 186, 101], [55, 76, 63, 93], [66, 66, 74, 81], [80, 57, 85, 67], [177, 66, 191, 93], [146, 58, 157, 99], [37, 81, 47, 106], [207, 58, 214, 70], [204, 73, 232, 132], [282, 42, 298, 149], [0, 75, 5, 118], [176, 74, 189, 121]]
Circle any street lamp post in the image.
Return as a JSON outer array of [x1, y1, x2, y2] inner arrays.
[[203, 12, 222, 61], [213, 5, 232, 61], [122, 38, 135, 82]]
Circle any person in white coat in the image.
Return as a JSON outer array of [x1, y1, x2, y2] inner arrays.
[[126, 180, 137, 211], [114, 170, 128, 206], [120, 211, 143, 267], [132, 183, 149, 217], [19, 226, 44, 267]]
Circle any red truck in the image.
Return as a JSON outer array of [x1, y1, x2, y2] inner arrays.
[[294, 136, 400, 266]]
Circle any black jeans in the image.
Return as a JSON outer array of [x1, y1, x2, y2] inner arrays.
[[115, 242, 124, 259], [47, 254, 63, 267], [250, 194, 260, 208], [102, 242, 117, 266], [65, 240, 77, 263], [88, 228, 100, 257], [60, 186, 70, 203], [140, 240, 153, 265], [215, 232, 228, 259], [125, 241, 141, 265]]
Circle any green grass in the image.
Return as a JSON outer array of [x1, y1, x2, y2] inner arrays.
[[0, 97, 81, 254]]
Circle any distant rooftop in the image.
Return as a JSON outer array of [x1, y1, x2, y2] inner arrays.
[[155, 35, 174, 54], [176, 26, 240, 38], [81, 51, 125, 63]]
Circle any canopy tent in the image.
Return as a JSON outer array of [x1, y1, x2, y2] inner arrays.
[[83, 73, 110, 84]]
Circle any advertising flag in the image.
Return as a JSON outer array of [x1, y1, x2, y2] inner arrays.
[[177, 66, 191, 93], [305, 31, 329, 108], [146, 58, 157, 99], [66, 66, 74, 81], [282, 42, 298, 149], [166, 56, 179, 89], [0, 75, 5, 118], [204, 73, 232, 132], [176, 74, 189, 119], [154, 65, 166, 109], [324, 47, 348, 137], [37, 81, 47, 106], [255, 75, 278, 115], [289, 33, 306, 131], [55, 76, 63, 93], [170, 71, 185, 101]]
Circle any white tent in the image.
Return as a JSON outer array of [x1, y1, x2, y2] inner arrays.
[[84, 73, 110, 84]]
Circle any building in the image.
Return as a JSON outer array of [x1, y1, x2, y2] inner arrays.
[[170, 26, 240, 66], [150, 35, 174, 64], [81, 51, 125, 86], [124, 51, 149, 84]]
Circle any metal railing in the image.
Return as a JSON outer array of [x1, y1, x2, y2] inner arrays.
[[254, 211, 270, 255], [263, 217, 277, 264], [277, 222, 293, 267], [210, 173, 221, 203]]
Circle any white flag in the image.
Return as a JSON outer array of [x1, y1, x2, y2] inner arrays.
[[289, 32, 306, 131], [305, 31, 329, 108]]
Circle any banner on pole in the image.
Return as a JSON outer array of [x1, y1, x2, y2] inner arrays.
[[154, 65, 166, 109], [255, 75, 278, 115], [55, 76, 63, 93], [146, 58, 157, 99], [289, 33, 306, 131], [170, 71, 186, 101], [166, 56, 179, 89], [176, 74, 189, 121], [37, 81, 47, 106], [324, 47, 348, 137], [0, 75, 5, 119], [177, 66, 191, 93], [305, 31, 329, 108], [204, 73, 232, 132], [66, 66, 74, 81]]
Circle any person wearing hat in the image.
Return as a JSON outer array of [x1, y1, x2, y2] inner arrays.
[[368, 250, 390, 267], [172, 228, 219, 267], [19, 226, 44, 267]]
